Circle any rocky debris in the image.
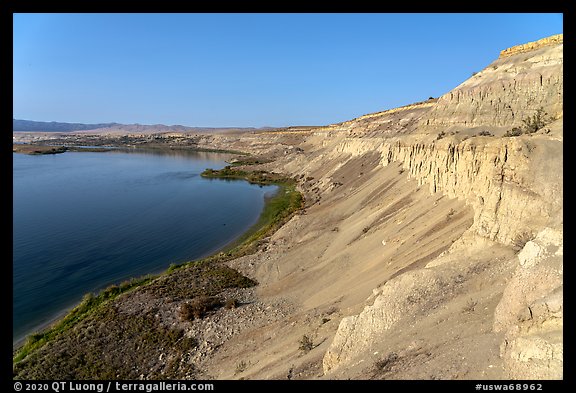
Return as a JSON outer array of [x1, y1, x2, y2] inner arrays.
[[117, 286, 295, 376], [179, 288, 295, 368], [321, 235, 517, 379]]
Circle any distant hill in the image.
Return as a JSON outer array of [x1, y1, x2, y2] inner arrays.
[[13, 119, 271, 134], [13, 119, 119, 132]]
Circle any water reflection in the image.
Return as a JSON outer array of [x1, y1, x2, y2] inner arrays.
[[108, 147, 234, 162]]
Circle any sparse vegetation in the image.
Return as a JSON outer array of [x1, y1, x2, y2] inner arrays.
[[477, 130, 493, 137], [511, 231, 534, 251], [13, 276, 154, 365], [436, 131, 446, 140], [228, 156, 271, 167], [14, 261, 257, 379], [299, 335, 314, 352], [504, 107, 554, 137], [374, 352, 399, 374], [523, 107, 551, 133], [463, 299, 478, 314], [14, 305, 201, 379], [235, 360, 248, 375], [504, 127, 524, 137]]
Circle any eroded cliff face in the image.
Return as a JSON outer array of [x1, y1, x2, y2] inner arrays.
[[420, 35, 563, 132], [381, 136, 562, 247], [321, 134, 563, 377], [321, 35, 563, 378], [325, 130, 562, 249]]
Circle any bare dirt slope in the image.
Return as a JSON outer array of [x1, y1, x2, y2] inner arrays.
[[213, 156, 475, 379]]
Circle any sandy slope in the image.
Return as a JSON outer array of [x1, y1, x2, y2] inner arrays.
[[192, 132, 507, 380]]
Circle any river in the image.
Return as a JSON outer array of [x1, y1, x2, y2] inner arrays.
[[13, 148, 276, 345]]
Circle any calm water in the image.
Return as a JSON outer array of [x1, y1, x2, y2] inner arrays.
[[13, 149, 277, 345]]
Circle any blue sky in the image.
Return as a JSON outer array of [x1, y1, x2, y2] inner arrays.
[[13, 13, 563, 127]]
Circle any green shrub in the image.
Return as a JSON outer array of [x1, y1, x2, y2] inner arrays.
[[523, 107, 550, 133], [504, 107, 553, 137]]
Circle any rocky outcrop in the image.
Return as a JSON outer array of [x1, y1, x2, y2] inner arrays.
[[494, 228, 563, 379], [420, 35, 563, 131], [323, 269, 444, 372], [380, 136, 562, 248], [329, 133, 562, 249], [499, 34, 563, 58]]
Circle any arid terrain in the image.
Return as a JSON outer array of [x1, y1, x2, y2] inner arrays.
[[13, 34, 563, 380]]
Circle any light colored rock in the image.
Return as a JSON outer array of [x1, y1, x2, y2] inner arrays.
[[323, 269, 442, 372], [494, 228, 563, 333], [494, 228, 563, 379], [499, 34, 563, 58], [500, 332, 563, 379], [518, 227, 563, 268]]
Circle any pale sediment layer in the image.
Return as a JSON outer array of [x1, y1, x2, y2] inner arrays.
[[499, 34, 563, 58]]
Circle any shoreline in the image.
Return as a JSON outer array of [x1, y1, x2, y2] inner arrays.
[[13, 153, 303, 362], [12, 139, 249, 157], [13, 305, 75, 350]]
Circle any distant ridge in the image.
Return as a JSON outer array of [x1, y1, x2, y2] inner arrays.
[[13, 119, 118, 132], [13, 119, 273, 134]]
